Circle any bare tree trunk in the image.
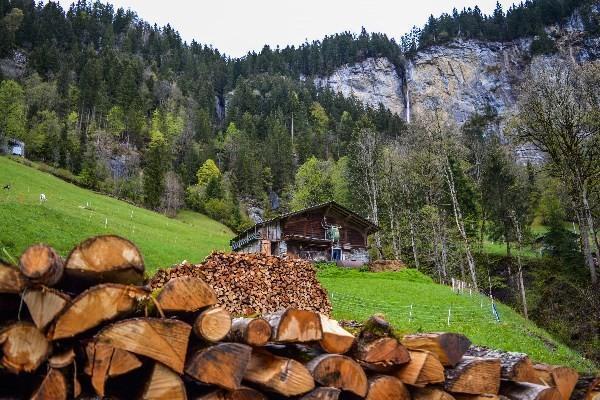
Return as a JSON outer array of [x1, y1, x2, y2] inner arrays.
[[582, 186, 599, 281], [388, 205, 401, 260], [444, 158, 478, 290], [578, 203, 598, 284], [510, 211, 528, 319], [408, 213, 420, 270]]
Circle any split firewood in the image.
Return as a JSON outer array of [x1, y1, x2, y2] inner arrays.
[[402, 332, 471, 367], [198, 387, 267, 400], [226, 317, 272, 347], [572, 377, 600, 400], [142, 362, 187, 400], [453, 395, 502, 400], [530, 364, 579, 400], [412, 387, 457, 400], [300, 387, 342, 400], [466, 347, 537, 382], [318, 314, 354, 354], [500, 381, 562, 400], [0, 321, 50, 373], [50, 284, 147, 340], [155, 275, 217, 313], [265, 308, 323, 342], [0, 261, 25, 293], [64, 235, 144, 288], [19, 244, 64, 287], [48, 348, 76, 368], [185, 343, 252, 390], [193, 306, 232, 342], [23, 287, 70, 330], [394, 350, 446, 387], [97, 317, 191, 373], [444, 356, 501, 394], [305, 354, 368, 397], [31, 368, 67, 400], [352, 315, 410, 371], [84, 341, 142, 397], [243, 348, 315, 396], [365, 374, 411, 400]]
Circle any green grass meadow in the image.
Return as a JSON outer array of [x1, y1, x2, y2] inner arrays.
[[0, 156, 233, 271], [318, 266, 598, 373]]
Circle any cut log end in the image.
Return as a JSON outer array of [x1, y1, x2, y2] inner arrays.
[[198, 387, 267, 400], [301, 387, 342, 400], [19, 244, 64, 287], [501, 381, 563, 400], [143, 362, 187, 400], [31, 368, 67, 400], [227, 317, 271, 347], [185, 342, 251, 391], [402, 332, 471, 367], [394, 350, 445, 387], [156, 276, 217, 313], [305, 354, 368, 397], [194, 306, 232, 342], [445, 356, 501, 395], [366, 375, 411, 400], [0, 321, 50, 373], [23, 287, 70, 331], [319, 314, 354, 354], [0, 262, 25, 293], [266, 309, 323, 343]]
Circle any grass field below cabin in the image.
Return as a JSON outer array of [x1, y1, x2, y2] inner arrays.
[[0, 156, 233, 272]]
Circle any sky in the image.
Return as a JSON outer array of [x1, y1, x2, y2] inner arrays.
[[55, 0, 518, 57]]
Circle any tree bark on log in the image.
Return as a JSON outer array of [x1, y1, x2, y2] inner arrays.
[[19, 244, 64, 287], [318, 314, 354, 354], [365, 374, 411, 400], [265, 309, 322, 343], [352, 315, 410, 371], [142, 362, 188, 400], [305, 354, 368, 397], [300, 387, 341, 400], [156, 276, 217, 313], [64, 235, 144, 289], [96, 317, 191, 373], [193, 306, 231, 342], [23, 287, 70, 331], [402, 332, 471, 367], [50, 284, 148, 340], [226, 317, 272, 347], [31, 368, 67, 400], [243, 348, 315, 396], [394, 350, 445, 387], [444, 356, 501, 395], [185, 343, 251, 390], [500, 381, 562, 400], [466, 347, 537, 382], [0, 321, 50, 373]]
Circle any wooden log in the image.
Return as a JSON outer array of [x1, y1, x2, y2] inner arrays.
[[366, 374, 411, 400], [352, 314, 410, 371], [500, 381, 562, 400], [156, 276, 217, 313], [0, 321, 50, 373], [412, 387, 457, 400], [453, 395, 501, 400], [23, 287, 70, 331], [185, 343, 251, 390], [64, 235, 144, 288], [466, 347, 537, 382], [48, 348, 76, 369], [226, 317, 272, 347], [243, 348, 315, 396], [444, 356, 501, 395], [19, 244, 64, 287], [318, 314, 354, 354], [197, 387, 267, 400], [31, 368, 67, 400], [530, 364, 579, 400], [193, 306, 232, 342], [300, 387, 341, 400], [50, 283, 147, 340], [0, 261, 25, 293], [394, 350, 445, 387], [265, 309, 322, 343], [84, 341, 142, 396], [305, 354, 368, 397], [97, 317, 191, 373], [142, 362, 187, 400], [572, 377, 600, 400], [402, 332, 471, 367]]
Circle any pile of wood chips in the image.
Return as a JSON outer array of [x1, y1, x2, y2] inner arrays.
[[0, 235, 598, 400], [150, 252, 332, 316]]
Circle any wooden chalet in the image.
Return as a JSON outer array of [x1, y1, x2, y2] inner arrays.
[[230, 201, 379, 264]]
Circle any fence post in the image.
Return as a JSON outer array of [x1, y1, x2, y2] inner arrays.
[[409, 304, 413, 323], [447, 306, 451, 326]]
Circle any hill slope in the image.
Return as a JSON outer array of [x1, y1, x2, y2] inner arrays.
[[0, 156, 233, 271], [318, 266, 598, 374]]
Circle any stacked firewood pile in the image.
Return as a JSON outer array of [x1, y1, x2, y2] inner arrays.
[[0, 235, 598, 399], [150, 252, 332, 315]]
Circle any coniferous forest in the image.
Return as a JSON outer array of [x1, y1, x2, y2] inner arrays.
[[0, 0, 599, 361]]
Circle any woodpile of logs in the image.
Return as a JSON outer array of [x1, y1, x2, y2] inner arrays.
[[0, 235, 597, 399], [150, 252, 331, 315]]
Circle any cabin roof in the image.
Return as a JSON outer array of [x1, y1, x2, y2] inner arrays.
[[232, 201, 379, 244]]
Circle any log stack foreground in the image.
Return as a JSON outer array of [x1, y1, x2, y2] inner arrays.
[[0, 235, 596, 400], [149, 252, 332, 315]]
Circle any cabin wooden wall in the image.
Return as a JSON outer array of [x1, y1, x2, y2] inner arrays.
[[282, 211, 367, 247]]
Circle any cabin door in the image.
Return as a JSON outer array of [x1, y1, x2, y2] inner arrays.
[[331, 248, 342, 261]]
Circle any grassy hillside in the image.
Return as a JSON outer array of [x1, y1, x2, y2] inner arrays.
[[0, 156, 233, 271], [318, 266, 598, 374]]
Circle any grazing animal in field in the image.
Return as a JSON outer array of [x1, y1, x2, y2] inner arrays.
[[39, 193, 47, 203], [2, 184, 10, 190]]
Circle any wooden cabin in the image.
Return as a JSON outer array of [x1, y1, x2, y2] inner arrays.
[[230, 201, 379, 265]]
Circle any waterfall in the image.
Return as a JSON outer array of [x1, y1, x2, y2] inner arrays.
[[405, 88, 411, 124]]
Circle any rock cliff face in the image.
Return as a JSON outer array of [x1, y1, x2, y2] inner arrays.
[[313, 20, 600, 129]]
